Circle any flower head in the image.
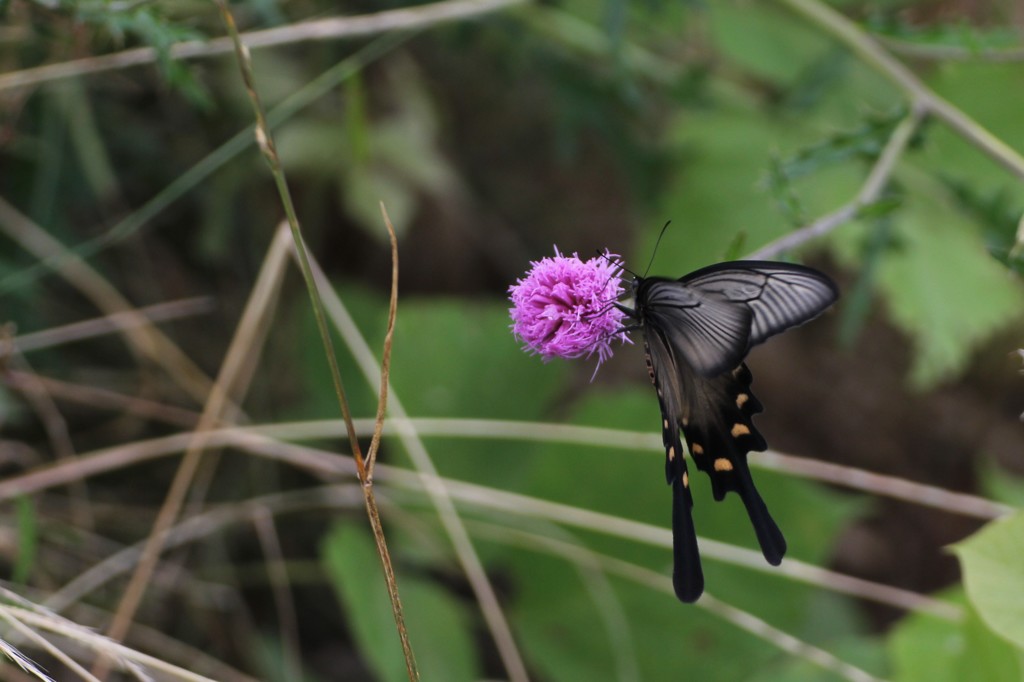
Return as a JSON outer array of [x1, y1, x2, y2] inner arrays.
[[509, 246, 630, 371]]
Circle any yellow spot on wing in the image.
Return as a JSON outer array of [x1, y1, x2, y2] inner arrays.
[[682, 471, 689, 487], [731, 423, 751, 438], [663, 419, 669, 429], [691, 443, 704, 455], [668, 446, 675, 461], [736, 393, 749, 407], [714, 458, 734, 472]]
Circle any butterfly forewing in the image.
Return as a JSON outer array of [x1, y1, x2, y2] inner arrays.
[[637, 278, 753, 377], [680, 260, 839, 347], [631, 260, 838, 602]]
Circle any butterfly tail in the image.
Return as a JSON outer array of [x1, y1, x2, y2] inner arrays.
[[734, 467, 787, 565], [671, 472, 704, 602]]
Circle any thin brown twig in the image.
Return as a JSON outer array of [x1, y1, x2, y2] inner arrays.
[[359, 205, 417, 680], [302, 251, 560, 682], [212, 4, 418, 678], [366, 203, 399, 480]]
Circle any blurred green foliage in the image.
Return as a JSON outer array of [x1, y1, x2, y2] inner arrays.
[[2, 0, 1023, 681]]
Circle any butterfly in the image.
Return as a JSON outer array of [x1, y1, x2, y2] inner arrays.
[[615, 260, 839, 602]]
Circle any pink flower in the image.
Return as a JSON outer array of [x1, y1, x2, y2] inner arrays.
[[509, 246, 630, 371]]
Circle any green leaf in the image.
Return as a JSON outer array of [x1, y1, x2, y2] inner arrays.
[[321, 522, 480, 682], [824, 161, 1024, 389], [708, 3, 830, 87], [952, 512, 1024, 651], [861, 187, 1024, 388], [889, 590, 1020, 682], [978, 460, 1024, 509]]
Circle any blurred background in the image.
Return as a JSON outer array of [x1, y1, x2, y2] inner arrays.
[[1, 0, 1023, 680]]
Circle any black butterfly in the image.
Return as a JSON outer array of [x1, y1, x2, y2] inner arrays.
[[616, 261, 838, 602]]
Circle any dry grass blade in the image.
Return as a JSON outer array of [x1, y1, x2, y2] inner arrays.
[[97, 223, 292, 674], [0, 608, 95, 681], [382, 418, 1011, 521], [0, 197, 220, 409], [0, 429, 961, 620], [0, 629, 55, 682], [10, 297, 214, 354], [0, 0, 529, 92], [7, 606, 219, 682], [480, 526, 886, 682]]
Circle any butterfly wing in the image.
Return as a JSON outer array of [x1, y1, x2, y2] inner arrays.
[[640, 261, 838, 377], [637, 262, 836, 577], [675, 362, 786, 565], [680, 260, 839, 349], [643, 330, 704, 602], [637, 277, 753, 377]]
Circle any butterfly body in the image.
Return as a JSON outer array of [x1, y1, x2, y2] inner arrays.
[[619, 261, 838, 602]]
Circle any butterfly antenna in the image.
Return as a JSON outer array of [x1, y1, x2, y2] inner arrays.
[[594, 249, 639, 280], [643, 220, 672, 277]]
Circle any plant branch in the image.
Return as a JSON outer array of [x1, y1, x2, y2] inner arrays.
[[749, 107, 924, 259], [215, 5, 418, 679], [26, 428, 962, 622], [777, 0, 1024, 181], [301, 254, 531, 682]]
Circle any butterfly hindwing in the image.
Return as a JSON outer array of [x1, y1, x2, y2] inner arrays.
[[644, 334, 704, 602], [678, 363, 786, 565]]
